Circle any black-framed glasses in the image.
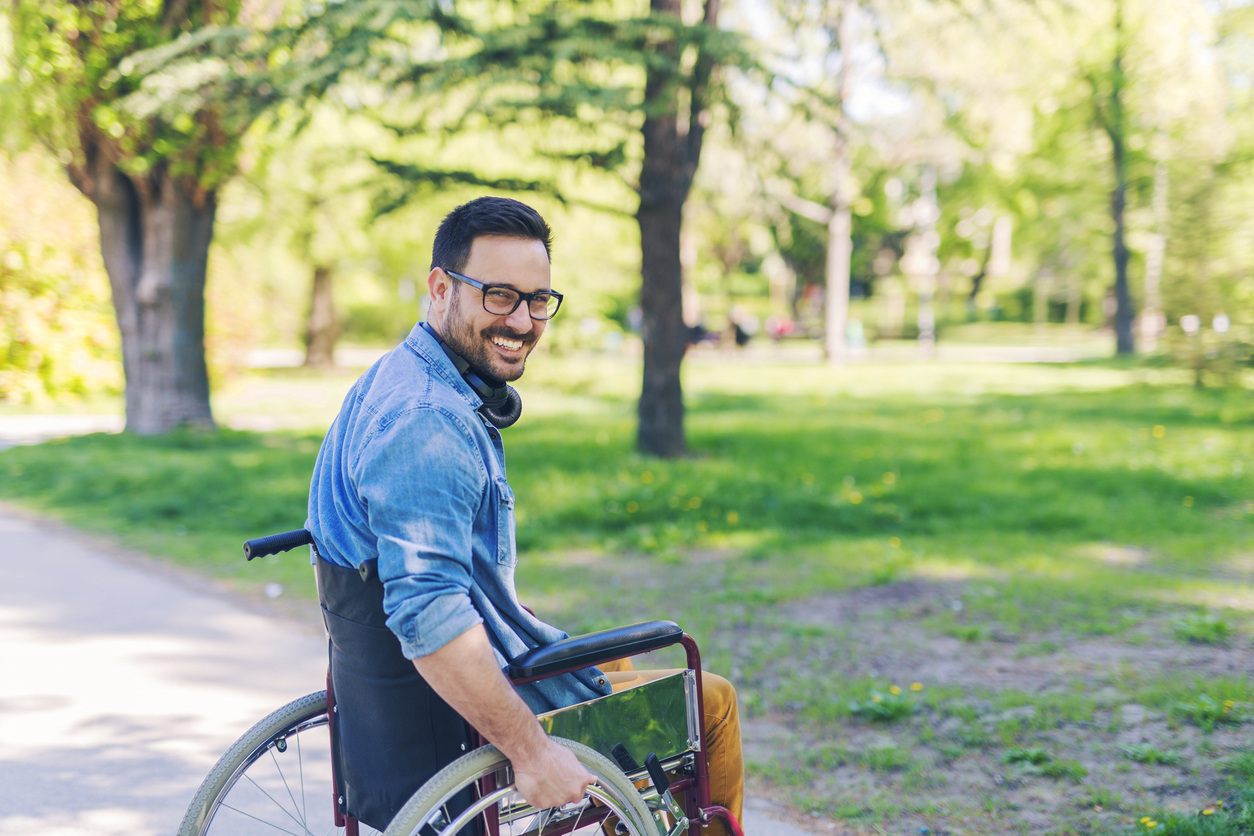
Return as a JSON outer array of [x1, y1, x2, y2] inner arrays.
[[443, 269, 564, 321]]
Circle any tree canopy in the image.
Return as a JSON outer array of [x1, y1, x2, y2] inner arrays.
[[2, 0, 1251, 421]]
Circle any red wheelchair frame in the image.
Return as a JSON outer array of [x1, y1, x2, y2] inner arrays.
[[240, 529, 744, 836]]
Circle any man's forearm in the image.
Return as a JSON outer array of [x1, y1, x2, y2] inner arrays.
[[412, 623, 594, 809], [411, 623, 548, 761]]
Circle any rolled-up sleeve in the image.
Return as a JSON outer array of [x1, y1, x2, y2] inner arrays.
[[354, 406, 486, 659]]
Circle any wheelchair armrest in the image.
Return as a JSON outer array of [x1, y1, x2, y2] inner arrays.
[[507, 620, 684, 680]]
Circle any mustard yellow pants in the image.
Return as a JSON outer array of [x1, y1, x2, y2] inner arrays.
[[601, 664, 744, 835]]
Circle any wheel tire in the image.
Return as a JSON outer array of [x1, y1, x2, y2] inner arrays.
[[177, 691, 377, 836], [384, 736, 657, 836]]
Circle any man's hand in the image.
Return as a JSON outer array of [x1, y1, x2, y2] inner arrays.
[[511, 737, 596, 810]]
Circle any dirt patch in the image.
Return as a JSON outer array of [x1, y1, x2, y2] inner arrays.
[[737, 579, 1253, 835]]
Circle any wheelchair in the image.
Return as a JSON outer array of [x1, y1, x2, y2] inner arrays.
[[176, 530, 744, 836]]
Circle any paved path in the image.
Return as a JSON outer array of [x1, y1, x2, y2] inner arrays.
[[0, 503, 326, 835], [0, 414, 124, 451], [0, 500, 816, 835]]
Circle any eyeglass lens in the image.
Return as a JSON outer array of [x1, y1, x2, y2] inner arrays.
[[483, 287, 560, 319]]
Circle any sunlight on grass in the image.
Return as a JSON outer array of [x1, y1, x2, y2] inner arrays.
[[1152, 582, 1254, 613]]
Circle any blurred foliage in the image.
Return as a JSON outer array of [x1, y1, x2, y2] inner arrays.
[[1, 0, 1253, 390], [4, 0, 247, 187], [0, 149, 120, 403]]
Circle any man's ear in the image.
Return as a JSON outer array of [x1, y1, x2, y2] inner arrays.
[[427, 267, 452, 311]]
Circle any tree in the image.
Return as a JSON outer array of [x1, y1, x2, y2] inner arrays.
[[762, 0, 861, 365], [4, 0, 245, 432], [3, 0, 452, 432], [364, 3, 742, 457], [1078, 0, 1232, 355], [635, 0, 722, 456], [219, 105, 388, 371], [1090, 0, 1137, 354]]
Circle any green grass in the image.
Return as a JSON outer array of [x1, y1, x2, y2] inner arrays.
[[1174, 612, 1234, 646], [1121, 744, 1184, 766], [1119, 750, 1254, 834], [1172, 694, 1250, 733], [1002, 746, 1088, 781], [2, 352, 1253, 834], [849, 684, 921, 722]]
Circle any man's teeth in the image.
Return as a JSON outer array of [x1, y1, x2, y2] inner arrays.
[[492, 336, 523, 350]]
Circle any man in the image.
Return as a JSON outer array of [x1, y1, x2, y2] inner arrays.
[[307, 196, 742, 832]]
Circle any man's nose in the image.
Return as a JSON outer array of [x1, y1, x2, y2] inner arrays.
[[504, 302, 535, 332]]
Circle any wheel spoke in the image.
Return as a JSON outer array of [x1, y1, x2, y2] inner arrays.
[[568, 798, 587, 833], [217, 800, 307, 836], [386, 740, 653, 836], [178, 694, 380, 836], [294, 729, 308, 833], [241, 765, 316, 835]]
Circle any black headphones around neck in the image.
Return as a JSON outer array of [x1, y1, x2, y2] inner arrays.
[[420, 322, 523, 429]]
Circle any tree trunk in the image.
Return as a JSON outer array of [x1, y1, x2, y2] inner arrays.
[[304, 265, 339, 368], [1141, 157, 1167, 351], [637, 185, 688, 458], [634, 0, 718, 458], [824, 205, 853, 363], [1108, 0, 1136, 355], [93, 158, 216, 434], [824, 0, 857, 366], [1111, 147, 1135, 354], [914, 167, 940, 354]]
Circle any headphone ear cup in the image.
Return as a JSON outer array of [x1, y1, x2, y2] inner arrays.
[[480, 385, 522, 429], [481, 383, 516, 428]]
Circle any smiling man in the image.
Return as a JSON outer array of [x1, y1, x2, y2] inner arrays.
[[305, 196, 742, 832]]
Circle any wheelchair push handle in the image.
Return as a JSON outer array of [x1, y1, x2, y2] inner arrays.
[[243, 529, 313, 561]]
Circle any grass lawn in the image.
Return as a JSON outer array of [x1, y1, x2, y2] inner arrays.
[[2, 351, 1252, 835]]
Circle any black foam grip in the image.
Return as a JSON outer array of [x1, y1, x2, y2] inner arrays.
[[243, 529, 313, 560]]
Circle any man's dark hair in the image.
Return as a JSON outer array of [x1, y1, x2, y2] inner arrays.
[[430, 196, 553, 273]]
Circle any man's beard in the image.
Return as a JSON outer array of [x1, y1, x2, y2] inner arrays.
[[442, 297, 535, 384]]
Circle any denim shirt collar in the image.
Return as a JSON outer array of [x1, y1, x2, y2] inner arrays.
[[404, 322, 485, 413]]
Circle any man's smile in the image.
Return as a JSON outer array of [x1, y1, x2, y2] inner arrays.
[[490, 334, 525, 352]]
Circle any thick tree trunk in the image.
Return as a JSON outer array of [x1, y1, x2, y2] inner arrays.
[[634, 0, 718, 458], [93, 159, 216, 434], [637, 184, 688, 458], [304, 265, 339, 369]]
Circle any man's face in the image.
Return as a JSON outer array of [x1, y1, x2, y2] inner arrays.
[[428, 235, 551, 383]]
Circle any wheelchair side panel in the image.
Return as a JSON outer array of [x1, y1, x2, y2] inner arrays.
[[535, 670, 698, 773]]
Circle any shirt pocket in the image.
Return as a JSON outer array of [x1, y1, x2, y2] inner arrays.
[[494, 476, 518, 566]]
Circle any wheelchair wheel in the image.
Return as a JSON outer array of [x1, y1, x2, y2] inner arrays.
[[384, 737, 657, 836], [177, 690, 380, 836]]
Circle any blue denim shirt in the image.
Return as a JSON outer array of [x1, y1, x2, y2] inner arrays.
[[306, 322, 611, 713]]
